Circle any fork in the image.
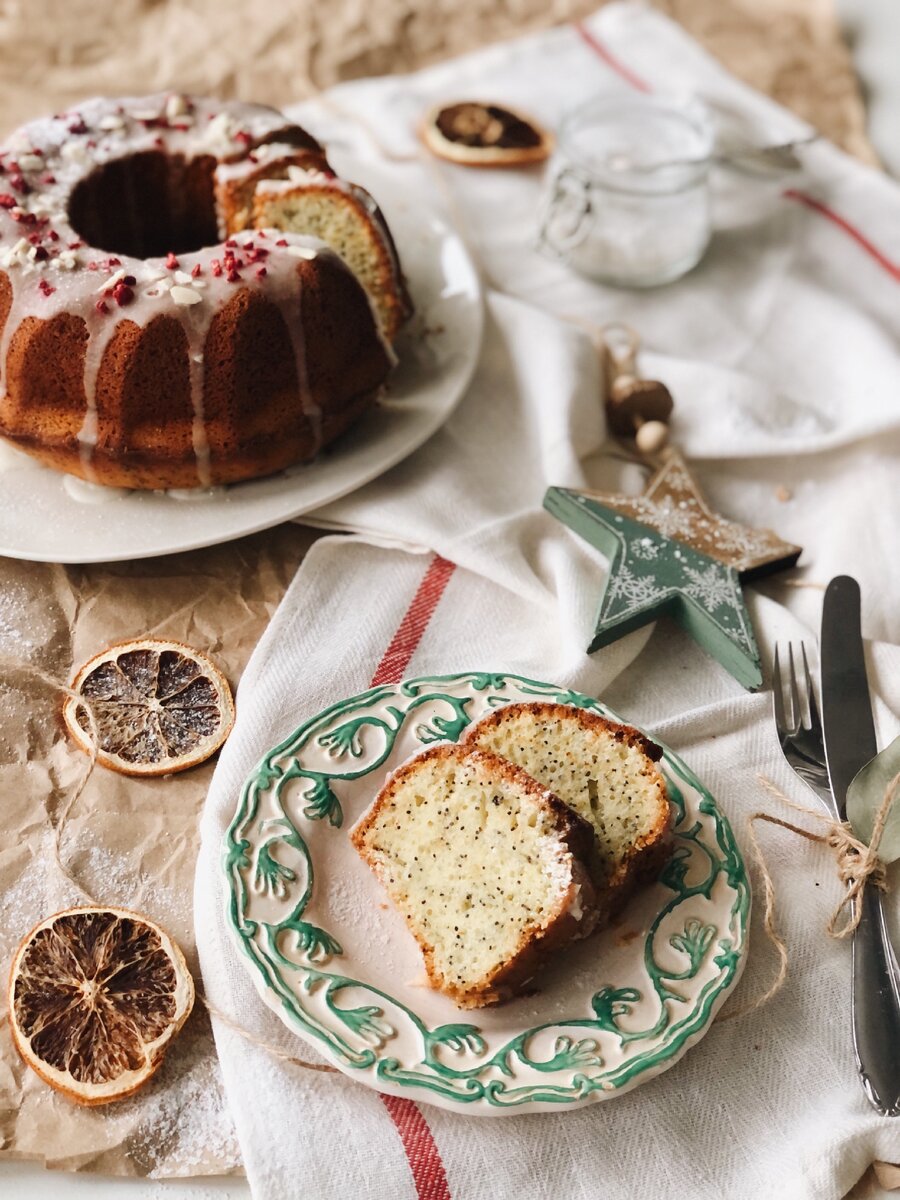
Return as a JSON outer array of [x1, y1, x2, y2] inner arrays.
[[773, 643, 839, 819], [773, 642, 900, 1116]]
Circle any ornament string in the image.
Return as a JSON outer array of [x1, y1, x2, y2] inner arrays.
[[198, 995, 339, 1076], [720, 772, 898, 1021], [4, 660, 101, 906]]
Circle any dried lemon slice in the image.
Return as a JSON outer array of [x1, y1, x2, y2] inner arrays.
[[63, 638, 235, 777], [9, 906, 195, 1105]]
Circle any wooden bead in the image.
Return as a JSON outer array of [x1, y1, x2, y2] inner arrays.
[[605, 378, 675, 436], [610, 374, 639, 402], [635, 420, 670, 454]]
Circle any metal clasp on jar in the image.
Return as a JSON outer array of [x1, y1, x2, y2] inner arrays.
[[537, 166, 593, 259]]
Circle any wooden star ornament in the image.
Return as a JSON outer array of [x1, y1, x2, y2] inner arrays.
[[544, 450, 802, 691]]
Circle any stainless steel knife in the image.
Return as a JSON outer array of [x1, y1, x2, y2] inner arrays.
[[821, 574, 900, 1116]]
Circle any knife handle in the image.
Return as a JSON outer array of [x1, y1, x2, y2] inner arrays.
[[852, 886, 900, 1116]]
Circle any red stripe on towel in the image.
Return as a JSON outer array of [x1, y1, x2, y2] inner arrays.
[[370, 555, 456, 687], [574, 21, 651, 92], [381, 1092, 452, 1200], [783, 188, 900, 282], [369, 553, 456, 1200]]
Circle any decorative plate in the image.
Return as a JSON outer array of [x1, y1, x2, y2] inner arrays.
[[223, 673, 749, 1115], [0, 159, 482, 563]]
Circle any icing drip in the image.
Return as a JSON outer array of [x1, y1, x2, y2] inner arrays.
[[189, 360, 211, 487], [78, 300, 120, 479], [289, 296, 323, 459], [184, 319, 211, 488], [63, 474, 130, 503], [166, 485, 226, 502]]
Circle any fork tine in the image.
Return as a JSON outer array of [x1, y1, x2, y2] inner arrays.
[[787, 643, 802, 730], [801, 642, 821, 732], [772, 644, 788, 733]]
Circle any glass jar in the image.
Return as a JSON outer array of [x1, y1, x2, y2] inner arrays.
[[539, 94, 713, 288]]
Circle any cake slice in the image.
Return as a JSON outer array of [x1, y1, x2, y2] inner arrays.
[[350, 743, 599, 1008], [463, 703, 673, 916], [251, 171, 412, 342]]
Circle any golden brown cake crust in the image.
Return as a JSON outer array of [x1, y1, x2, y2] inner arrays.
[[464, 701, 665, 763], [351, 742, 600, 1009], [0, 254, 391, 489], [462, 702, 673, 919]]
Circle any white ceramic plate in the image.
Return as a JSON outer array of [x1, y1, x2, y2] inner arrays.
[[0, 162, 482, 564], [224, 673, 750, 1115]]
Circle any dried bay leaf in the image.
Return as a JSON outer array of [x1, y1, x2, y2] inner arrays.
[[846, 734, 900, 863]]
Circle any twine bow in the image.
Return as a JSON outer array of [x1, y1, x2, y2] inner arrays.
[[754, 771, 898, 938], [721, 771, 900, 1020]]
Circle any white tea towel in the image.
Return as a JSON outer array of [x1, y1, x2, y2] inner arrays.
[[196, 6, 900, 1198]]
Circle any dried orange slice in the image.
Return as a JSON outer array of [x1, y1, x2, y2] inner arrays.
[[62, 638, 235, 777], [8, 906, 195, 1106], [421, 101, 553, 167]]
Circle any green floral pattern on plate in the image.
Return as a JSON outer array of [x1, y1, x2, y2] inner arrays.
[[223, 673, 750, 1113]]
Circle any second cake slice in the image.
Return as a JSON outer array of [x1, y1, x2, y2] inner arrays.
[[464, 702, 673, 917]]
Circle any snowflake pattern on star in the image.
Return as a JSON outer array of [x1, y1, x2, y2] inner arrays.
[[630, 536, 661, 561], [546, 479, 767, 687], [584, 450, 801, 576], [682, 564, 741, 614], [607, 564, 667, 612], [630, 496, 698, 541], [661, 465, 693, 490], [707, 522, 780, 564]]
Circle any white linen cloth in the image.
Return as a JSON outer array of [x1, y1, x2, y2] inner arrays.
[[195, 6, 900, 1197]]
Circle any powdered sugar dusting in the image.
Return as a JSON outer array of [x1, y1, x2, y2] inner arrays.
[[1, 836, 241, 1178], [65, 838, 186, 933], [0, 581, 54, 658], [107, 1024, 240, 1178]]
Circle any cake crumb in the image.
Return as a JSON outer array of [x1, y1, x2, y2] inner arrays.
[[614, 927, 640, 947]]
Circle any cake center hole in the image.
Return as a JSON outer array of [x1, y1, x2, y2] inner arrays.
[[68, 151, 219, 259]]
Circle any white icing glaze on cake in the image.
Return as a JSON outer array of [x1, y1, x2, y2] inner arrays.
[[212, 141, 319, 184]]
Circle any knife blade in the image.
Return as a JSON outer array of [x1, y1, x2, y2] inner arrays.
[[820, 573, 900, 1117], [820, 575, 878, 815]]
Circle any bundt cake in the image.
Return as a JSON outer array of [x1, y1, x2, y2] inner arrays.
[[463, 703, 674, 918], [0, 94, 411, 489], [351, 743, 600, 1008]]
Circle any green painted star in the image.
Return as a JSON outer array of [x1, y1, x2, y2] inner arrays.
[[544, 487, 763, 690]]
